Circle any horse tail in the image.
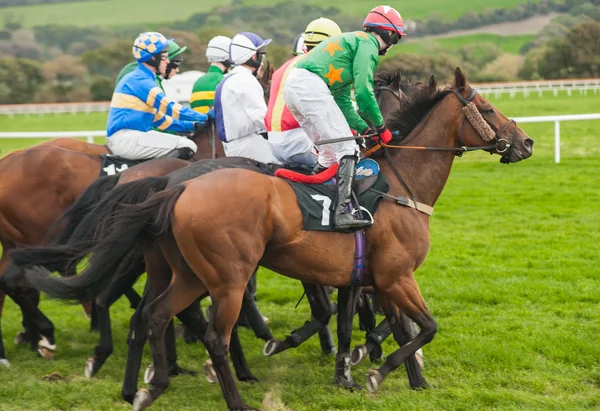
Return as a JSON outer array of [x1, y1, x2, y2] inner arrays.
[[23, 184, 186, 302], [46, 174, 121, 244], [9, 176, 171, 275]]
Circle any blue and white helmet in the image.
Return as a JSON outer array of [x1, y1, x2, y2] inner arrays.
[[229, 32, 271, 66]]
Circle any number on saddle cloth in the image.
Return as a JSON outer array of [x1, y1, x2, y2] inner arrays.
[[99, 155, 144, 177], [274, 159, 389, 232]]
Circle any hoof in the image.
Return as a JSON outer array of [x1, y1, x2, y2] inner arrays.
[[203, 360, 217, 384], [263, 339, 282, 357], [144, 364, 154, 384], [169, 364, 197, 377], [0, 358, 10, 367], [351, 344, 368, 365], [37, 337, 55, 360], [237, 373, 260, 383], [366, 369, 383, 393], [14, 332, 31, 345], [132, 388, 152, 411], [416, 348, 424, 369], [334, 375, 362, 391], [84, 358, 97, 378]]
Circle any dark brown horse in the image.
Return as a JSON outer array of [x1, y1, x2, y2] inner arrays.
[[46, 67, 532, 410]]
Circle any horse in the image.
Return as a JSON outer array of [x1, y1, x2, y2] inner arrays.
[[0, 63, 285, 375], [0, 124, 224, 365], [19, 67, 533, 410], [8, 71, 409, 391]]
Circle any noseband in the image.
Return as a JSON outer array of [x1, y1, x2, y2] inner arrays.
[[452, 87, 517, 162]]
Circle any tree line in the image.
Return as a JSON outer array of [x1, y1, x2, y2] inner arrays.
[[0, 2, 599, 103]]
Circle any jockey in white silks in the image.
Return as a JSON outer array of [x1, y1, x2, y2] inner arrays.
[[213, 32, 280, 164]]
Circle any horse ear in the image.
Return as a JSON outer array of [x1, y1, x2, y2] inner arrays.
[[393, 69, 401, 89], [428, 75, 437, 91], [454, 67, 466, 89]]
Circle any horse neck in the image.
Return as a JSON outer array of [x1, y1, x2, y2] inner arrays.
[[383, 102, 460, 207]]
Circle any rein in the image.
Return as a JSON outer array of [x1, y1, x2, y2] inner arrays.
[[368, 84, 518, 214]]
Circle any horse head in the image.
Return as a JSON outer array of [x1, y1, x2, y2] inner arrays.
[[450, 67, 533, 163]]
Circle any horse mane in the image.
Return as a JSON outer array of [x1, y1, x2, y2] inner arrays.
[[386, 82, 452, 142]]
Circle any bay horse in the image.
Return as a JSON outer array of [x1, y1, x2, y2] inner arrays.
[[9, 71, 409, 391], [0, 123, 226, 366], [48, 67, 530, 410], [0, 62, 282, 374]]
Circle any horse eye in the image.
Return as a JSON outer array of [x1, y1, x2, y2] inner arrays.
[[480, 108, 494, 115]]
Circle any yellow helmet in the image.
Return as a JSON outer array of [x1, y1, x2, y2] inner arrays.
[[303, 18, 342, 49]]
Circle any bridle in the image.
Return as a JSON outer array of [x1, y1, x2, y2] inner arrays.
[[371, 83, 519, 210], [371, 84, 518, 160]]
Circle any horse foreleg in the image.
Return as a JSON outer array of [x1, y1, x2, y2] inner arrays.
[[240, 269, 273, 342], [263, 282, 334, 357], [334, 287, 361, 389], [367, 275, 437, 393]]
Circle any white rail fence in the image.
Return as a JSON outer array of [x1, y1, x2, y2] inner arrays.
[[1, 79, 599, 116], [473, 78, 600, 99], [0, 114, 599, 164]]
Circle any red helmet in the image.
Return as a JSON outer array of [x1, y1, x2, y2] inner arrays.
[[363, 6, 406, 41]]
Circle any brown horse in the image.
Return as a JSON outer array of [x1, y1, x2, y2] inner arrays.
[[0, 125, 226, 364], [50, 67, 532, 410], [0, 63, 275, 367]]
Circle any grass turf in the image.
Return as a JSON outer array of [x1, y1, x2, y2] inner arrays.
[[0, 90, 598, 410], [392, 34, 535, 57]]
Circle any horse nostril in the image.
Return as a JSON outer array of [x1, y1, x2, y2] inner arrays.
[[524, 138, 534, 148]]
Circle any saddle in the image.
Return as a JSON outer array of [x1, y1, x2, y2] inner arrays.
[[263, 159, 389, 233]]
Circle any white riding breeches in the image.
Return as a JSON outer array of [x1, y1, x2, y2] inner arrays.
[[283, 68, 358, 167], [223, 133, 281, 164], [268, 128, 318, 168], [107, 129, 197, 160]]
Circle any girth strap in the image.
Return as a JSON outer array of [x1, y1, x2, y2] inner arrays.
[[369, 188, 434, 216]]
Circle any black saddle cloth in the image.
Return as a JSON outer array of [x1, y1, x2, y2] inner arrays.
[[99, 155, 145, 177], [165, 157, 389, 232]]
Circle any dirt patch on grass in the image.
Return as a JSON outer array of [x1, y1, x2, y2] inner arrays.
[[408, 13, 562, 42]]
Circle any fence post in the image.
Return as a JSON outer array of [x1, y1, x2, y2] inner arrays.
[[87, 135, 94, 143], [554, 120, 560, 164]]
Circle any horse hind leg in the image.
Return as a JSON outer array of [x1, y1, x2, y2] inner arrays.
[[204, 282, 256, 411], [132, 271, 206, 411], [367, 275, 437, 393]]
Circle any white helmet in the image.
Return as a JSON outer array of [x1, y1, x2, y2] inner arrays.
[[229, 32, 271, 66], [206, 36, 232, 63]]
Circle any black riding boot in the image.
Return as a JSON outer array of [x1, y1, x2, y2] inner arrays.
[[333, 155, 371, 229], [164, 147, 194, 160]]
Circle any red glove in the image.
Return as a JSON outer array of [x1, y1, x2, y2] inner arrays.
[[350, 129, 358, 136], [377, 126, 393, 144]]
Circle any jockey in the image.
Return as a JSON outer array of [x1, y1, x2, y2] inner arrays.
[[190, 36, 232, 114], [106, 32, 210, 160], [265, 17, 342, 167], [213, 32, 280, 163], [283, 6, 406, 229], [114, 40, 188, 89], [291, 33, 306, 56], [266, 17, 342, 168]]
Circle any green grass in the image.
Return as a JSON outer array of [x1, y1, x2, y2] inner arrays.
[[0, 0, 228, 27], [2, 0, 542, 27], [0, 92, 599, 410], [242, 0, 542, 21], [392, 33, 535, 56]]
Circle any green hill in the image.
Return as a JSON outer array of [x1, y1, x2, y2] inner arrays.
[[2, 0, 543, 27], [392, 33, 535, 56]]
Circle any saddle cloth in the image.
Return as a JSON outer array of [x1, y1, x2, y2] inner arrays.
[[99, 154, 143, 177], [280, 159, 389, 233]]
